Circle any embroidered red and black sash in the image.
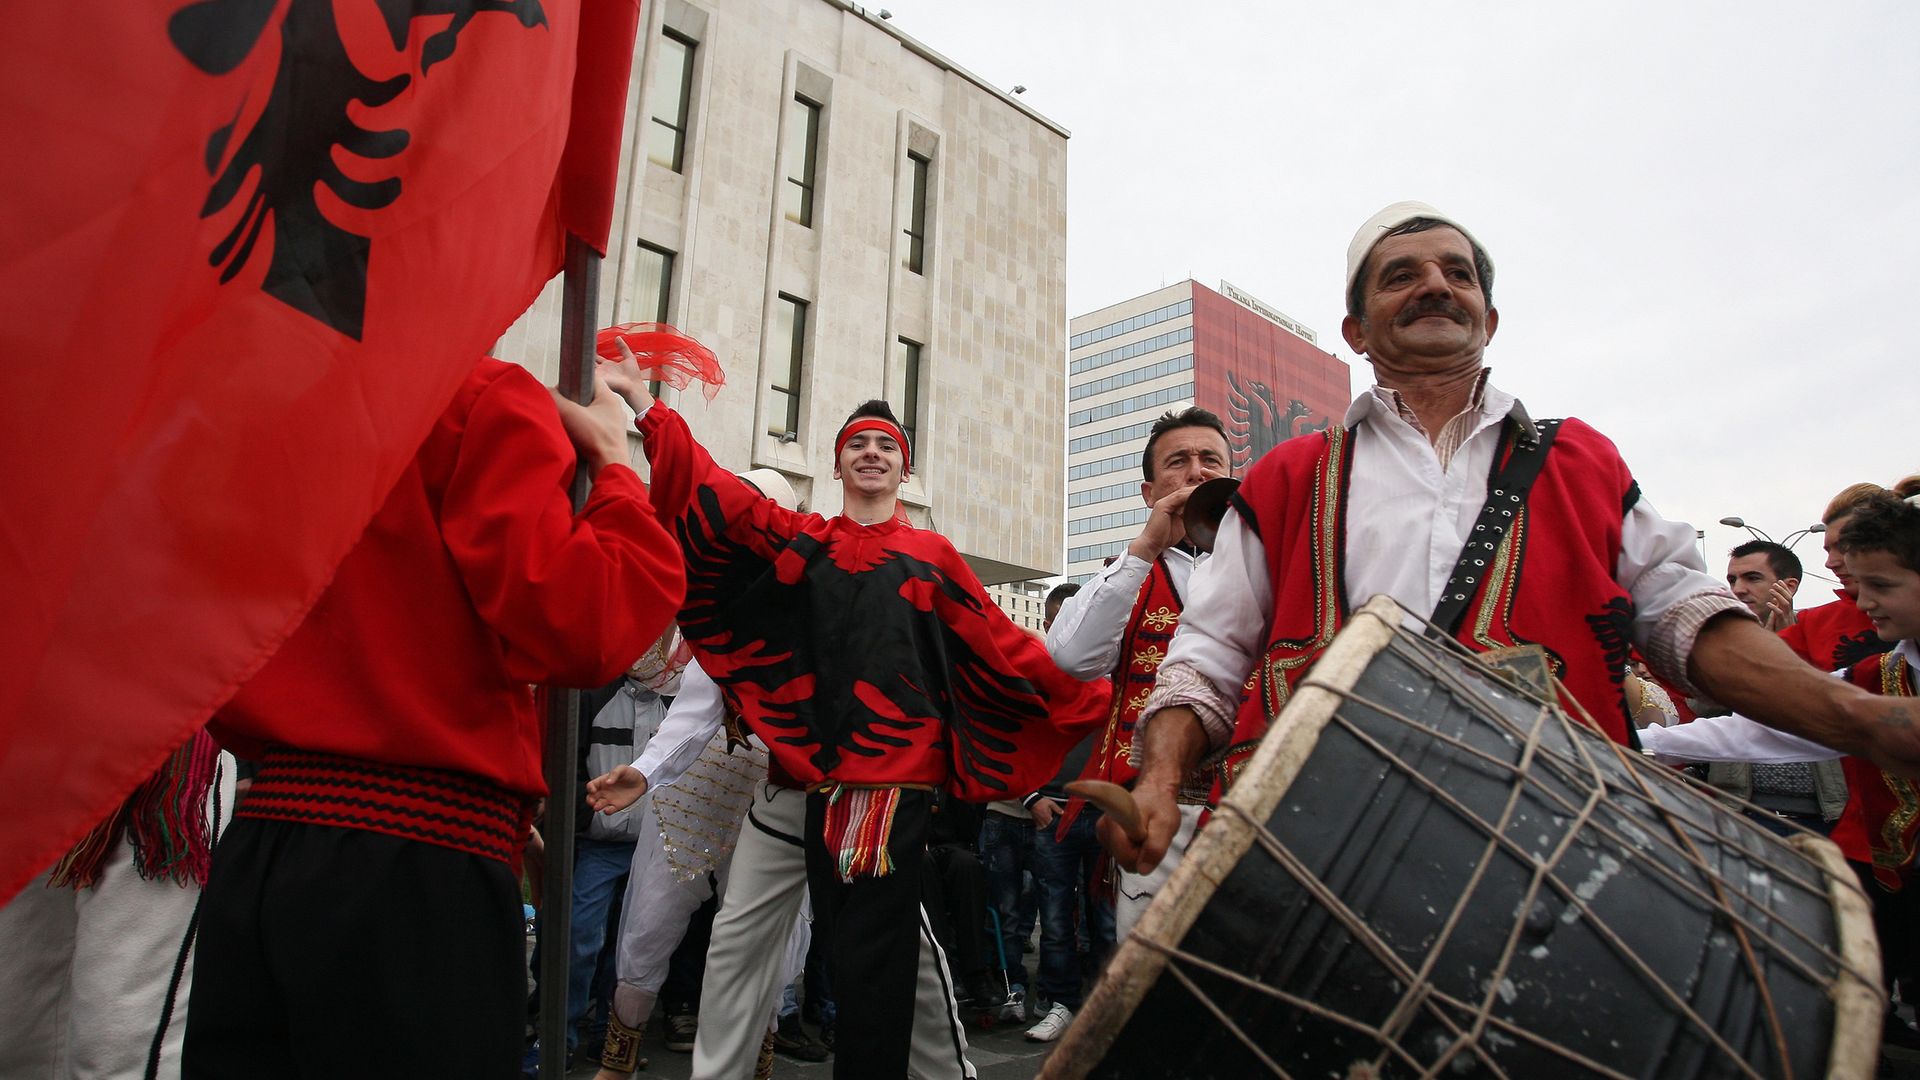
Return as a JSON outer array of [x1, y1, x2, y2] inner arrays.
[[240, 748, 533, 866]]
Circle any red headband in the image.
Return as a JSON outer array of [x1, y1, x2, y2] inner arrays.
[[834, 417, 911, 475]]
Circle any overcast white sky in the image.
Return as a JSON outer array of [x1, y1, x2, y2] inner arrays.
[[885, 0, 1917, 591]]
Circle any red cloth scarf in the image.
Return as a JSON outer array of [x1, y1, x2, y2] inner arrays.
[[1216, 417, 1639, 798], [1834, 652, 1918, 890]]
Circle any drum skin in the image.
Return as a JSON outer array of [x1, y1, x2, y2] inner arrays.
[[1058, 599, 1879, 1080]]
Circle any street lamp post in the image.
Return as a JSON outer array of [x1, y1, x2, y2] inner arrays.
[[1718, 516, 1826, 550]]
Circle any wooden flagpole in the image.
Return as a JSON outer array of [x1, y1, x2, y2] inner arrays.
[[538, 233, 600, 1080]]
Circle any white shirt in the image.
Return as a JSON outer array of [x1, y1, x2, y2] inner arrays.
[[631, 658, 733, 794], [1638, 639, 1916, 764], [1150, 379, 1745, 749], [1046, 546, 1205, 679]]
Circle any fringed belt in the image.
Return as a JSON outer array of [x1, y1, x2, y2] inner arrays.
[[240, 749, 532, 865], [810, 782, 934, 882]]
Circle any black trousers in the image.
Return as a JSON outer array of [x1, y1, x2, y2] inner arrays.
[[1853, 860, 1920, 1004], [922, 843, 991, 980], [805, 789, 932, 1080], [184, 818, 524, 1079]]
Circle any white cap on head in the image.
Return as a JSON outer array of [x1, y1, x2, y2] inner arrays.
[[1344, 200, 1489, 298], [737, 468, 798, 511]]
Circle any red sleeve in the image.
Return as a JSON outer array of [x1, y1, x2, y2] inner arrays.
[[1777, 621, 1815, 666], [927, 539, 1112, 801], [637, 402, 804, 554], [439, 367, 685, 687]]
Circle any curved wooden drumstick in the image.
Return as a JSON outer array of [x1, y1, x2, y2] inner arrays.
[[1065, 779, 1146, 844]]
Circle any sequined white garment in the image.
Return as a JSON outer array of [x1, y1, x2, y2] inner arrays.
[[654, 729, 767, 883]]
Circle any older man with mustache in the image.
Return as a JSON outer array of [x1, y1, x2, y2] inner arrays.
[[1107, 201, 1920, 876]]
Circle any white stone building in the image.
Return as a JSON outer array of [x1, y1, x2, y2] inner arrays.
[[499, 0, 1070, 584], [988, 579, 1051, 632]]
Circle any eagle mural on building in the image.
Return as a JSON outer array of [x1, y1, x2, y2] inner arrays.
[[1224, 369, 1330, 471]]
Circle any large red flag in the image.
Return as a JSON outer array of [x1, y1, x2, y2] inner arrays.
[[0, 0, 641, 903]]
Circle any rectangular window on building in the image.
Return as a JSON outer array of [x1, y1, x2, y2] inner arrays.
[[635, 242, 674, 395], [646, 31, 695, 171], [782, 96, 821, 227], [890, 337, 922, 447], [903, 152, 930, 273], [769, 294, 807, 438], [635, 243, 674, 322]]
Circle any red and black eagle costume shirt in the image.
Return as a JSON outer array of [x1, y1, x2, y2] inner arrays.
[[638, 403, 1110, 799]]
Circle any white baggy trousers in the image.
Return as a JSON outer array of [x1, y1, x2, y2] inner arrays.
[[0, 753, 236, 1080]]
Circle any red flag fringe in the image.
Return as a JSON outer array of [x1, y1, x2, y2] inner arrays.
[[47, 731, 220, 889]]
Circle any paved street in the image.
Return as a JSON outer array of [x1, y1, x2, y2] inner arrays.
[[547, 1010, 1055, 1079], [535, 1004, 1920, 1080]]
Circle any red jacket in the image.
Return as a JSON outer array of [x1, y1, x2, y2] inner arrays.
[[1778, 591, 1892, 672], [638, 402, 1109, 799], [211, 359, 685, 799]]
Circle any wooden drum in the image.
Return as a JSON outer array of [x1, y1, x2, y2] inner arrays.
[[1044, 596, 1882, 1079]]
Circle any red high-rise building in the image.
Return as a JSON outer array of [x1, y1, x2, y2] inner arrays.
[[1065, 280, 1350, 579]]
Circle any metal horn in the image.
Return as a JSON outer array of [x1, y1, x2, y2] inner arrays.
[[1181, 476, 1242, 553]]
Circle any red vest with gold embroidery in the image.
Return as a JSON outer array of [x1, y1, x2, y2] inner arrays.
[[1832, 651, 1918, 889], [1086, 557, 1184, 789], [1216, 417, 1640, 796]]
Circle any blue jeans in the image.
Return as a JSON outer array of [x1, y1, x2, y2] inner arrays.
[[1033, 810, 1114, 1011], [522, 837, 633, 1073], [980, 812, 1036, 987]]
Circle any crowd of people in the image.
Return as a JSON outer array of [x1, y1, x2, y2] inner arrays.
[[3, 200, 1918, 1080]]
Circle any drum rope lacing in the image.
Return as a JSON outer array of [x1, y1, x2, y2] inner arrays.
[[1301, 651, 1773, 1077]]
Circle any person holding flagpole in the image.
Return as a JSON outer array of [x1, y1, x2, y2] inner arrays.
[[183, 358, 685, 1078]]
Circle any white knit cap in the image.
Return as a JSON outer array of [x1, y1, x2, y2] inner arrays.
[[737, 468, 797, 511], [1344, 200, 1488, 297]]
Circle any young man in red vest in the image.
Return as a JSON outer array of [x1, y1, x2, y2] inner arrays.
[[184, 359, 688, 1077], [1111, 201, 1920, 876]]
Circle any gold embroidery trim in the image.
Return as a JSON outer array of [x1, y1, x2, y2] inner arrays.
[[1252, 426, 1348, 758], [1877, 656, 1919, 868], [1471, 508, 1523, 649]]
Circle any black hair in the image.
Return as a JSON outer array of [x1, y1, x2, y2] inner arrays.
[[1345, 217, 1495, 322], [836, 399, 910, 458], [1835, 492, 1920, 575], [840, 399, 903, 433], [1045, 582, 1081, 607], [1140, 407, 1229, 482], [1729, 539, 1801, 583]]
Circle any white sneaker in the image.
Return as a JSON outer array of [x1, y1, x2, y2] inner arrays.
[[1025, 1002, 1073, 1042]]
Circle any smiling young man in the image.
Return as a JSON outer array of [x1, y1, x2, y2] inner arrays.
[[1109, 200, 1920, 878], [1777, 483, 1898, 672], [600, 346, 1109, 1080]]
